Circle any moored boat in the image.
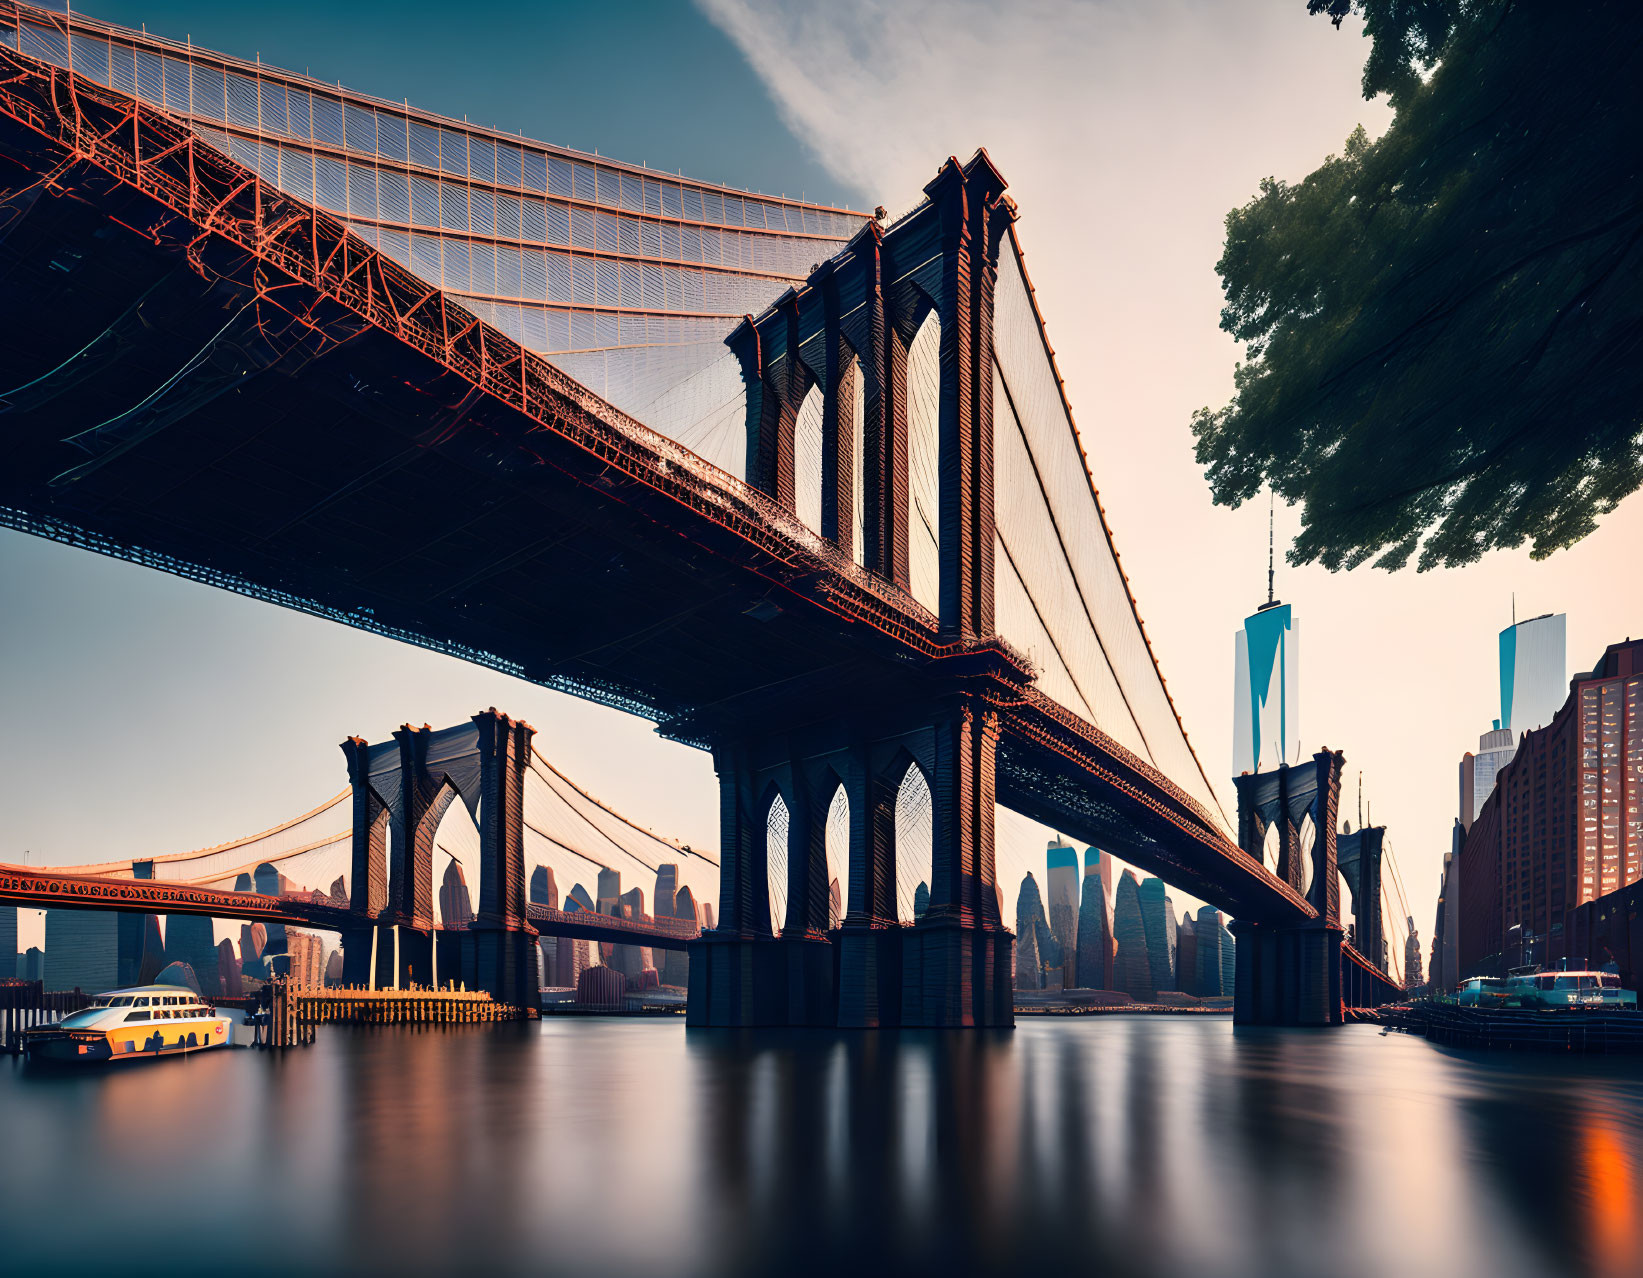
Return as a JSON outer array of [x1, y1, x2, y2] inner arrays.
[[1499, 967, 1637, 1011], [22, 984, 233, 1062]]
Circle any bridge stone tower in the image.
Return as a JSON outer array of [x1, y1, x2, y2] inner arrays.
[[1229, 749, 1345, 1026], [339, 709, 538, 1007], [1337, 824, 1386, 973], [688, 154, 1017, 1029]]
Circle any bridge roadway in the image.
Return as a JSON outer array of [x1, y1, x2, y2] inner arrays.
[[0, 42, 1308, 932], [0, 865, 698, 952]]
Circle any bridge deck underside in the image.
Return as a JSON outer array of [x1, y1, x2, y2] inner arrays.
[[0, 81, 1309, 928]]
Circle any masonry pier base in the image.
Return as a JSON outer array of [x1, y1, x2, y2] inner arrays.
[[1231, 920, 1344, 1027]]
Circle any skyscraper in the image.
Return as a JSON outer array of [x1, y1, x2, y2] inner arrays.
[[653, 865, 678, 923], [253, 862, 289, 971], [0, 905, 15, 980], [1176, 912, 1198, 997], [1044, 837, 1080, 989], [439, 856, 474, 926], [164, 914, 222, 997], [44, 909, 119, 993], [1194, 906, 1226, 996], [1138, 877, 1178, 995], [1233, 598, 1300, 777], [1074, 849, 1113, 990], [663, 884, 698, 987], [533, 865, 561, 988], [1220, 918, 1236, 995], [217, 939, 243, 997], [286, 930, 325, 987], [1112, 870, 1153, 1000], [913, 882, 931, 922], [612, 886, 652, 987], [1013, 872, 1047, 991], [1403, 918, 1422, 990], [1500, 612, 1567, 736], [240, 921, 268, 980]]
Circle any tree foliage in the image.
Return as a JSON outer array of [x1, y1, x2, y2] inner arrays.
[[1193, 1, 1643, 570]]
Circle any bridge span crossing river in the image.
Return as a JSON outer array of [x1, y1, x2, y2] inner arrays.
[[0, 1016, 1637, 1277]]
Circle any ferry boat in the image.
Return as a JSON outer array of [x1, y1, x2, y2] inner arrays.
[[1499, 968, 1638, 1011], [1456, 976, 1507, 1007], [22, 984, 234, 1062]]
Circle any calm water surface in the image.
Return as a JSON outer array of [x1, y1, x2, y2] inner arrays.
[[1, 1016, 1639, 1277]]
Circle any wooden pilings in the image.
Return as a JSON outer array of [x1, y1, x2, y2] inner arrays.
[[1, 981, 91, 1054], [261, 979, 525, 1048]]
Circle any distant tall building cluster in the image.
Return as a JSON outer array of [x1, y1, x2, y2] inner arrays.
[[1403, 919, 1422, 991], [1437, 617, 1643, 988], [1011, 842, 1234, 1001]]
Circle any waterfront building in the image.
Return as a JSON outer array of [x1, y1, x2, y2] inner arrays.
[[703, 903, 716, 931], [1233, 598, 1299, 777], [0, 905, 15, 979], [1074, 850, 1113, 989], [439, 856, 474, 926], [1013, 872, 1047, 990], [328, 875, 349, 909], [324, 950, 344, 986], [164, 913, 221, 997], [1044, 837, 1080, 989], [1457, 638, 1643, 972], [576, 965, 626, 1011], [44, 909, 119, 993], [1112, 870, 1153, 1000], [21, 946, 44, 983], [829, 877, 843, 930], [1138, 877, 1178, 994], [1176, 913, 1198, 996], [281, 930, 324, 986], [217, 939, 242, 997], [1220, 918, 1236, 994]]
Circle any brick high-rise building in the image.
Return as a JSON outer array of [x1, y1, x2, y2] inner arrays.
[[1457, 638, 1643, 972]]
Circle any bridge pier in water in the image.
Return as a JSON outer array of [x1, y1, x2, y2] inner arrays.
[[339, 709, 539, 1007], [1230, 750, 1348, 1027], [689, 692, 1015, 1030]]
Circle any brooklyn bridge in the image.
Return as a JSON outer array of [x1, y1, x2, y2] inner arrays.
[[0, 3, 1401, 1027]]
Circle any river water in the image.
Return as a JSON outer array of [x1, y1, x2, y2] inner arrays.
[[0, 1015, 1638, 1278]]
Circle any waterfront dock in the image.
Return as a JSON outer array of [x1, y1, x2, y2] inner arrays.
[[1383, 1001, 1643, 1054], [262, 981, 529, 1048]]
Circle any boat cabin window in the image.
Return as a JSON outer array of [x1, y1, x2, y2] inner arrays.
[[124, 1011, 150, 1022], [133, 996, 150, 1007], [1600, 975, 1621, 988], [108, 996, 134, 1006]]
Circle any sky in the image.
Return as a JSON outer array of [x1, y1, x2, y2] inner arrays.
[[3, 1, 1640, 969]]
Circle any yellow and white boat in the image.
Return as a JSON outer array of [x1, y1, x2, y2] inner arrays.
[[22, 984, 234, 1062]]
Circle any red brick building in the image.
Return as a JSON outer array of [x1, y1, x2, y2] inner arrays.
[[1458, 638, 1643, 972]]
